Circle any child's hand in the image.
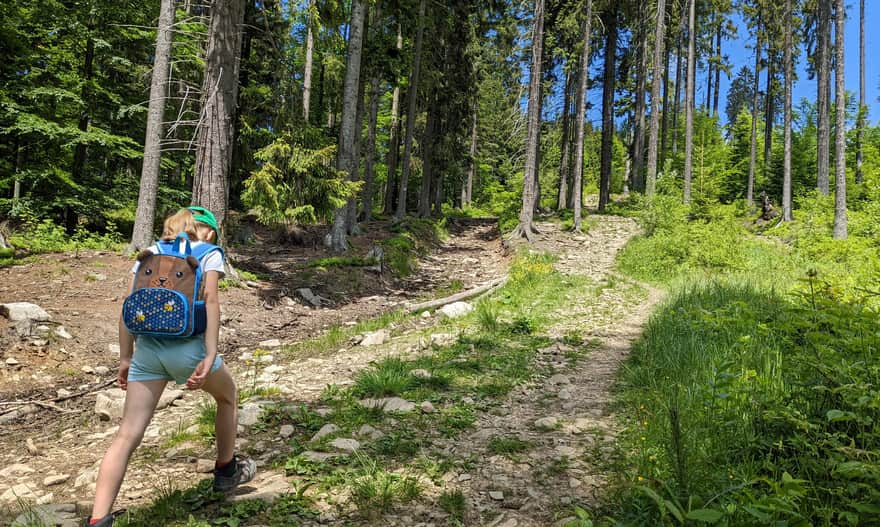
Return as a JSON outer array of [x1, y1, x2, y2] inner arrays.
[[186, 356, 214, 390], [117, 359, 130, 390]]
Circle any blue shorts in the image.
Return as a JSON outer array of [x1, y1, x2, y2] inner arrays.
[[129, 335, 222, 385]]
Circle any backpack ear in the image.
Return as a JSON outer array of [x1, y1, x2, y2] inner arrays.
[[186, 255, 200, 270], [137, 250, 154, 262]]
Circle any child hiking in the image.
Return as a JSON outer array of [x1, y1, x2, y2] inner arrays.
[[86, 207, 255, 527]]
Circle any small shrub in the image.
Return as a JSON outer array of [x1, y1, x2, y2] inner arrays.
[[439, 489, 467, 521], [354, 358, 413, 397]]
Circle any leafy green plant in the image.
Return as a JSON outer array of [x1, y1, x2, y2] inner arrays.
[[354, 358, 413, 397]]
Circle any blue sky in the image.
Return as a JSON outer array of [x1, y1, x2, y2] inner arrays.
[[579, 2, 879, 129]]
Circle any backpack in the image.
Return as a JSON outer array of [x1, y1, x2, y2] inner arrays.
[[122, 234, 224, 338]]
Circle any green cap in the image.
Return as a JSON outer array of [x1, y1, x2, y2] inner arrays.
[[187, 206, 220, 239]]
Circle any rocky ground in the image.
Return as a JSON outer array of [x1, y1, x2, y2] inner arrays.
[[0, 214, 661, 527]]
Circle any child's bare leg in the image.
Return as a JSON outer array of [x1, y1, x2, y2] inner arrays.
[[201, 363, 238, 464], [91, 380, 167, 519]]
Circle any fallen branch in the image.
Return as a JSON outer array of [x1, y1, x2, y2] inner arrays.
[[405, 276, 508, 314], [0, 378, 117, 422]]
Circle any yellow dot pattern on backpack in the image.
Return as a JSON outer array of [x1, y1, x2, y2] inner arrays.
[[123, 288, 187, 334]]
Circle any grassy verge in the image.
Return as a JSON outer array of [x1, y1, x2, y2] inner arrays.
[[110, 250, 633, 526], [600, 197, 880, 526]]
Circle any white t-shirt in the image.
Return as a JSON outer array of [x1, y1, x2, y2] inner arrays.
[[131, 241, 225, 277]]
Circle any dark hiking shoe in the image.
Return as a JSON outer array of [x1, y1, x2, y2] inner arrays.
[[83, 514, 114, 526], [212, 456, 257, 493]]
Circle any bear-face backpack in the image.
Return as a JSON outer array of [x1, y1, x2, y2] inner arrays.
[[122, 235, 224, 338]]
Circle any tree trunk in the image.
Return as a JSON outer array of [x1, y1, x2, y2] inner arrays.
[[713, 24, 722, 116], [361, 75, 381, 222], [418, 99, 437, 217], [511, 0, 545, 239], [631, 21, 647, 193], [462, 103, 477, 207], [661, 26, 671, 167], [646, 0, 666, 197], [598, 6, 618, 212], [672, 5, 687, 155], [382, 25, 403, 214], [817, 0, 831, 194], [833, 0, 847, 239], [395, 0, 426, 220], [748, 29, 761, 208], [782, 0, 792, 221], [303, 0, 315, 122], [683, 0, 695, 204], [571, 0, 593, 229], [68, 36, 95, 233], [329, 0, 366, 251], [763, 56, 774, 178], [129, 0, 176, 252], [347, 64, 367, 232], [856, 0, 865, 184], [557, 70, 572, 210], [192, 0, 246, 235]]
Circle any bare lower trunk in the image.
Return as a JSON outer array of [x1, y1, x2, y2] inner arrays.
[[395, 0, 426, 220], [713, 25, 721, 116], [129, 0, 176, 252], [418, 99, 437, 217], [362, 76, 381, 221], [748, 31, 761, 208], [856, 0, 865, 184], [192, 0, 246, 236], [672, 5, 686, 155], [763, 57, 774, 178], [347, 68, 367, 232], [598, 7, 618, 212], [832, 0, 847, 239], [68, 36, 95, 233], [462, 105, 477, 207], [511, 0, 545, 239], [329, 0, 366, 251], [383, 25, 404, 214], [646, 0, 666, 197], [572, 0, 592, 229], [682, 0, 695, 204], [782, 0, 792, 221], [661, 28, 671, 167], [631, 22, 647, 193], [817, 0, 831, 194], [557, 71, 572, 210], [303, 0, 315, 122]]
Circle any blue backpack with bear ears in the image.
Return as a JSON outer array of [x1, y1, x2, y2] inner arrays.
[[122, 234, 223, 338]]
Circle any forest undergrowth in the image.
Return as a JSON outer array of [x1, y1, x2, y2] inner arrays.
[[599, 194, 880, 526]]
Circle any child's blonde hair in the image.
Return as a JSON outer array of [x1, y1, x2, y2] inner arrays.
[[161, 209, 200, 241]]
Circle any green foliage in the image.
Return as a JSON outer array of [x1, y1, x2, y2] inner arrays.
[[381, 218, 447, 276], [306, 256, 379, 269], [349, 455, 422, 516], [242, 128, 360, 227], [439, 489, 467, 521], [8, 219, 123, 254], [353, 358, 414, 398]]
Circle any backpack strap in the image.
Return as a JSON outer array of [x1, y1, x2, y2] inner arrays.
[[190, 243, 225, 265], [156, 234, 192, 257]]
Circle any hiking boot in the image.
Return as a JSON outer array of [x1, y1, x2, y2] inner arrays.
[[212, 455, 257, 493], [84, 515, 114, 527]]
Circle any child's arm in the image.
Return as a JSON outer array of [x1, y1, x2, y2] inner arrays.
[[186, 269, 221, 389], [117, 276, 136, 390]]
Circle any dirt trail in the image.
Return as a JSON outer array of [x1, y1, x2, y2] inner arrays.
[[429, 217, 662, 526], [0, 215, 661, 526], [0, 220, 505, 518]]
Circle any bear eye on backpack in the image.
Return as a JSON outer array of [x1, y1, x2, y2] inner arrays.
[[122, 234, 223, 337]]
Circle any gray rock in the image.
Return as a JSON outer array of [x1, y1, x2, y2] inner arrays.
[[108, 344, 120, 355], [420, 401, 436, 414], [74, 466, 99, 489], [489, 490, 505, 501], [0, 464, 35, 477], [94, 388, 125, 420], [534, 417, 559, 430], [81, 366, 95, 374], [258, 339, 282, 348], [238, 402, 265, 427], [430, 333, 457, 347], [301, 450, 339, 463], [438, 301, 473, 319], [547, 374, 570, 385], [56, 389, 72, 398], [5, 357, 20, 366], [329, 438, 360, 452], [411, 369, 432, 379], [557, 388, 574, 400], [360, 329, 390, 346], [358, 397, 416, 413], [196, 459, 215, 473], [0, 302, 51, 336], [94, 366, 110, 376], [296, 288, 331, 308], [43, 474, 70, 487], [311, 423, 340, 442], [227, 473, 292, 504], [11, 503, 77, 527], [355, 424, 384, 440], [279, 425, 295, 438], [54, 326, 73, 340]]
